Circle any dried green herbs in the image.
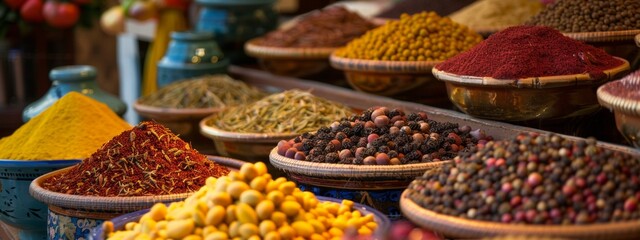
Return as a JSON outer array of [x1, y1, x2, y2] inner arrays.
[[138, 75, 265, 109], [208, 90, 353, 134]]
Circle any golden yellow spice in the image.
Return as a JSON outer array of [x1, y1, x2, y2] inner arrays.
[[105, 162, 378, 240], [335, 11, 483, 61], [0, 92, 131, 160], [449, 0, 543, 30]]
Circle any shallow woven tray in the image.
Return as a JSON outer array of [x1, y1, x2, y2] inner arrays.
[[563, 30, 640, 43], [432, 57, 630, 88], [269, 148, 449, 179], [400, 190, 640, 240], [29, 155, 242, 212], [329, 53, 442, 74], [133, 100, 222, 122], [244, 38, 337, 60]]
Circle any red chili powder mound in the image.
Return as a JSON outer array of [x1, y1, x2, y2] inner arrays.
[[601, 70, 640, 100], [435, 26, 623, 79], [42, 121, 230, 197]]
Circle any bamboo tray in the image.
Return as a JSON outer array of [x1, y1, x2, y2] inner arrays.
[[400, 190, 640, 239], [563, 30, 640, 43]]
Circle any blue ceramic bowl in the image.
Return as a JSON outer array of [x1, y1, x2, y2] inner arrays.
[[89, 196, 391, 240], [0, 159, 81, 240]]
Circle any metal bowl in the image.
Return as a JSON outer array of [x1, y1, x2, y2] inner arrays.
[[28, 155, 242, 240], [329, 54, 446, 97], [597, 72, 640, 148], [245, 38, 337, 77], [199, 114, 299, 162], [432, 58, 630, 122], [0, 159, 81, 240]]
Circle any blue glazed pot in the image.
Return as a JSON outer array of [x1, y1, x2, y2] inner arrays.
[[0, 159, 80, 240], [195, 0, 277, 63], [22, 65, 127, 122], [157, 31, 230, 88]]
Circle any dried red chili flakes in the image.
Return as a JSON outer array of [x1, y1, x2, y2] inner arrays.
[[42, 121, 230, 197]]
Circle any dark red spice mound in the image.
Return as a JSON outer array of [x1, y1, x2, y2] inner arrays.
[[42, 121, 229, 197], [435, 26, 623, 79]]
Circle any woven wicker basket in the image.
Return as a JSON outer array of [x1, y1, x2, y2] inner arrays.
[[270, 148, 450, 219], [29, 155, 242, 213], [329, 53, 445, 96], [244, 38, 338, 77], [597, 74, 640, 148], [563, 30, 640, 43], [400, 190, 640, 240]]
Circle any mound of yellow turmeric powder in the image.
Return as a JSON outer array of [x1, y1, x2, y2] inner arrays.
[[0, 92, 131, 160]]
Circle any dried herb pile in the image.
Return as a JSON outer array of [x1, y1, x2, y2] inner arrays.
[[43, 121, 230, 197]]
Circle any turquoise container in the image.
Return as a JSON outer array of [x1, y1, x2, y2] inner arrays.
[[157, 31, 229, 87], [22, 65, 127, 122], [195, 0, 277, 63]]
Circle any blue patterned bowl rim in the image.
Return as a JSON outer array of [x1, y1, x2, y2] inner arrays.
[[0, 159, 82, 168], [88, 196, 390, 240], [157, 58, 230, 69], [50, 65, 97, 82]]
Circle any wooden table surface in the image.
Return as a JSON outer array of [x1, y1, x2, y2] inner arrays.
[[0, 221, 19, 240]]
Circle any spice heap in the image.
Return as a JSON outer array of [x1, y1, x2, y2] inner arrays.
[[0, 92, 130, 160], [527, 0, 640, 32], [407, 133, 640, 225], [138, 75, 265, 109], [599, 70, 640, 100], [335, 11, 483, 61], [278, 107, 491, 165], [42, 121, 229, 196], [449, 0, 543, 30], [209, 90, 353, 134], [256, 6, 375, 48], [435, 26, 624, 79], [105, 162, 378, 239]]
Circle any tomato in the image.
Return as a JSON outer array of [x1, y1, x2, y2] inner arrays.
[[5, 0, 27, 9], [19, 0, 44, 22], [42, 1, 80, 28]]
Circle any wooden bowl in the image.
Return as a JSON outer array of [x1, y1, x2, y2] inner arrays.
[[400, 190, 640, 240], [329, 54, 446, 97], [597, 72, 640, 148], [432, 58, 630, 122], [199, 114, 299, 162], [244, 38, 337, 77], [28, 156, 243, 239]]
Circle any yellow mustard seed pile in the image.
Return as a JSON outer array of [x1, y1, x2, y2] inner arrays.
[[335, 11, 483, 61], [105, 162, 378, 240]]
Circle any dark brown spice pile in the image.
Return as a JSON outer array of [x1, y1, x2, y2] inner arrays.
[[256, 6, 376, 48], [407, 133, 640, 225], [526, 0, 640, 32], [42, 121, 230, 197], [278, 107, 491, 165]]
